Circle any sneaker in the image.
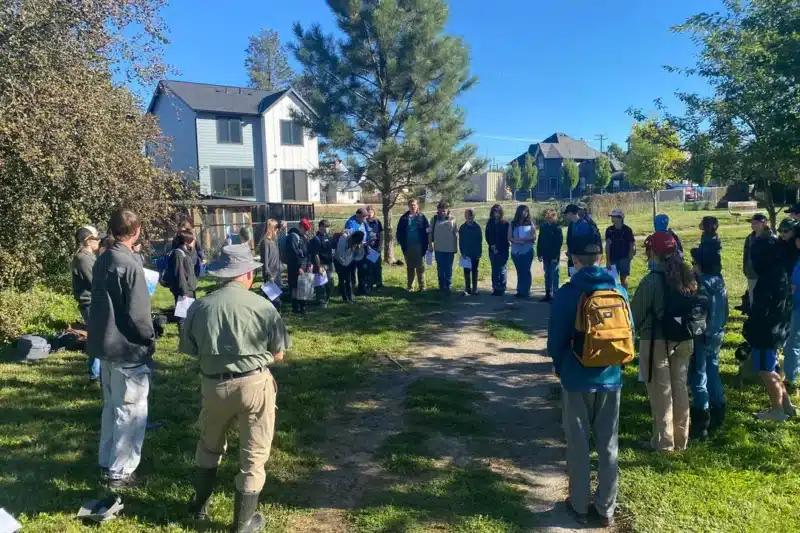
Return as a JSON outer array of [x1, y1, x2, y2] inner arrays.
[[754, 408, 790, 422], [471, 289, 480, 296], [782, 394, 797, 418], [540, 294, 552, 302], [407, 287, 414, 293], [463, 291, 471, 296], [564, 498, 588, 525], [589, 506, 615, 527], [108, 473, 139, 490]]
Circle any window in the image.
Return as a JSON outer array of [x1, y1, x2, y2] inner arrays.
[[281, 170, 308, 201], [280, 120, 304, 146], [538, 156, 544, 170], [216, 118, 242, 144], [211, 167, 254, 197], [550, 177, 559, 193], [348, 191, 355, 200]]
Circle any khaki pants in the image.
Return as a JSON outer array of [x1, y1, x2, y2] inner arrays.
[[639, 339, 693, 451], [195, 369, 277, 493], [404, 244, 425, 290]]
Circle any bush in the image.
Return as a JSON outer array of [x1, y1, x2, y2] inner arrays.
[[0, 285, 79, 344]]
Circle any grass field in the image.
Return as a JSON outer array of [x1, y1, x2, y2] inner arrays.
[[1, 207, 799, 532]]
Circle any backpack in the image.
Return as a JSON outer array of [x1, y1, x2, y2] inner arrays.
[[656, 272, 708, 342], [159, 249, 184, 287], [53, 328, 88, 353], [17, 335, 51, 361], [571, 288, 635, 367]]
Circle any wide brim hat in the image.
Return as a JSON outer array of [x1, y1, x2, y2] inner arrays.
[[206, 244, 262, 278]]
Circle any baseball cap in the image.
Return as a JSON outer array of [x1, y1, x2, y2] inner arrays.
[[609, 209, 624, 218], [647, 231, 677, 257], [299, 218, 312, 231], [748, 213, 768, 223], [76, 226, 99, 245], [786, 204, 800, 214], [779, 218, 796, 232], [318, 219, 331, 228], [563, 204, 580, 215]]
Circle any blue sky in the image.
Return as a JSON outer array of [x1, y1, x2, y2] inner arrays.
[[156, 0, 721, 164]]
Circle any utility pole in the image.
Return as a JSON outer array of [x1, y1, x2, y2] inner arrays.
[[594, 133, 608, 153]]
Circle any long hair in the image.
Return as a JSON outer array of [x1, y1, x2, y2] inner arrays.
[[490, 204, 505, 221], [512, 205, 532, 227], [663, 253, 697, 295], [265, 219, 278, 241], [701, 216, 719, 236]]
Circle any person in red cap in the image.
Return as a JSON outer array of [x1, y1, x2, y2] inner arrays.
[[286, 219, 312, 314], [631, 231, 700, 452]]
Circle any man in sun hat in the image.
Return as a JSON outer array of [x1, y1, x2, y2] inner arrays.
[[180, 244, 290, 533], [604, 209, 635, 288]]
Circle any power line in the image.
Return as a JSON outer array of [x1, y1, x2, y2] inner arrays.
[[594, 134, 608, 153]]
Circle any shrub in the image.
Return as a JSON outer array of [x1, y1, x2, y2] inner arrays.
[[0, 286, 79, 344]]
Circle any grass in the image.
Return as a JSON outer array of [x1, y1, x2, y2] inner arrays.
[[483, 318, 530, 343]]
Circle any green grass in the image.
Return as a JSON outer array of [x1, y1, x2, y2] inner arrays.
[[483, 318, 530, 343]]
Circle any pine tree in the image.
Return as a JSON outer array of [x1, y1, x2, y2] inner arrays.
[[245, 29, 295, 91], [522, 153, 538, 201]]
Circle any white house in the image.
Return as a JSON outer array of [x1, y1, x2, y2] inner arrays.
[[147, 80, 320, 203], [325, 181, 363, 204]]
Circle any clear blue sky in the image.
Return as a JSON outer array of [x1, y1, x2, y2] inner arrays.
[[157, 0, 721, 165]]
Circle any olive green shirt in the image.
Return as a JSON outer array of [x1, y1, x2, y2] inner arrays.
[[179, 281, 290, 375], [631, 264, 667, 340]]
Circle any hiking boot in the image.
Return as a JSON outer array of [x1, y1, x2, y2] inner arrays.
[[491, 290, 503, 297], [754, 408, 790, 422], [564, 498, 588, 525], [689, 407, 710, 441], [782, 394, 797, 418], [709, 403, 726, 433], [589, 506, 615, 527], [188, 467, 217, 521], [108, 473, 139, 490], [540, 294, 552, 302], [232, 491, 266, 533]]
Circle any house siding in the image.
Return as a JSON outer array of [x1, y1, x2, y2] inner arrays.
[[151, 95, 199, 178], [196, 113, 263, 199]]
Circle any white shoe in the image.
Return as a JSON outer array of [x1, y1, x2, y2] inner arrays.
[[754, 408, 790, 422], [783, 395, 797, 418], [463, 291, 471, 296]]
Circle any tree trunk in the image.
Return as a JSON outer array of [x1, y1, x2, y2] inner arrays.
[[530, 188, 535, 202], [382, 195, 395, 264], [651, 189, 658, 220], [764, 179, 777, 228]]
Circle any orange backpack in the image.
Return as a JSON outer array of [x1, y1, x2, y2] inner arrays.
[[572, 289, 635, 367]]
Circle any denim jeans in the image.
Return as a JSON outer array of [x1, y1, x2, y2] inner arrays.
[[512, 250, 534, 297], [490, 250, 508, 293], [463, 257, 479, 293], [784, 308, 800, 385], [80, 306, 101, 379], [435, 251, 455, 292], [542, 258, 560, 295], [689, 334, 725, 410]]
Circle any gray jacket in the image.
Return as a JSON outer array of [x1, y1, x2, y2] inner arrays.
[[260, 238, 281, 282], [88, 242, 155, 365], [71, 249, 96, 307]]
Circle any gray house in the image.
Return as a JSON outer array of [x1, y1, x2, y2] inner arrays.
[[147, 80, 321, 203]]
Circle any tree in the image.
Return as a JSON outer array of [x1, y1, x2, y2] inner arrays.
[[625, 120, 685, 217], [506, 161, 522, 200], [682, 133, 714, 186], [562, 159, 580, 201], [0, 0, 188, 290], [521, 153, 538, 201], [292, 0, 483, 262], [245, 29, 295, 91], [594, 156, 612, 192], [607, 142, 626, 162]]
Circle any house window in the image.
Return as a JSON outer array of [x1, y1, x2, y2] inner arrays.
[[280, 121, 304, 146], [538, 156, 544, 170], [550, 177, 559, 193], [348, 191, 355, 200], [211, 167, 254, 197], [216, 118, 242, 144], [281, 170, 308, 201]]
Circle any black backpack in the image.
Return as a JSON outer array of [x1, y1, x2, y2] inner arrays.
[[656, 271, 709, 342], [159, 249, 184, 287]]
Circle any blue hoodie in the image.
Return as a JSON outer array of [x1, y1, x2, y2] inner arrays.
[[345, 215, 371, 243], [547, 266, 633, 392], [699, 273, 729, 339], [792, 259, 800, 309]]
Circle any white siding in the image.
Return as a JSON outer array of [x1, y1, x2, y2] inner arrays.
[[262, 94, 320, 203], [151, 95, 198, 178], [196, 113, 264, 199]]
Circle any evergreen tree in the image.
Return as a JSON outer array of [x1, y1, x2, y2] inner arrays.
[[562, 159, 580, 201], [506, 161, 522, 200], [245, 29, 295, 91], [594, 156, 612, 192], [521, 153, 538, 201]]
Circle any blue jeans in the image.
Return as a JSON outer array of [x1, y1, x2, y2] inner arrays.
[[490, 250, 508, 293], [784, 309, 800, 385], [435, 251, 455, 292], [512, 250, 534, 297], [689, 334, 725, 410], [542, 258, 560, 295], [80, 306, 101, 380]]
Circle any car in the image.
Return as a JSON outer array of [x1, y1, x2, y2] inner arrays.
[[666, 182, 698, 201]]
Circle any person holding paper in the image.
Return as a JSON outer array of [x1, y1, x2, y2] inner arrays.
[[536, 209, 563, 302], [334, 230, 366, 303], [604, 209, 635, 288], [72, 225, 102, 383], [259, 219, 282, 311], [485, 204, 510, 296], [168, 231, 198, 329], [308, 219, 335, 308], [366, 205, 384, 290], [430, 201, 458, 295], [345, 208, 372, 295], [180, 244, 290, 533], [286, 219, 312, 314], [88, 209, 155, 490], [396, 199, 430, 292], [458, 208, 483, 296], [509, 205, 536, 299]]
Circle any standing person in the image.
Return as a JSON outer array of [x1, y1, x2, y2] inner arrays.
[[688, 247, 729, 440], [563, 204, 586, 271], [536, 208, 563, 302], [177, 220, 205, 278], [169, 231, 198, 327], [287, 219, 312, 315], [365, 205, 384, 290], [458, 208, 483, 296], [546, 226, 633, 527], [345, 208, 371, 295], [508, 205, 536, 299], [786, 203, 800, 222], [743, 214, 770, 308], [88, 209, 155, 489], [744, 219, 796, 421], [654, 214, 683, 255], [485, 204, 510, 296], [308, 220, 335, 308], [334, 231, 366, 303], [72, 226, 101, 383], [631, 232, 697, 452], [259, 219, 282, 311], [604, 209, 635, 288], [430, 201, 458, 295], [697, 216, 722, 276], [777, 218, 799, 279], [180, 244, 290, 533], [396, 199, 429, 292], [784, 226, 800, 396]]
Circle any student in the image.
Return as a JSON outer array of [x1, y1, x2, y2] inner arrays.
[[169, 231, 198, 328], [177, 220, 206, 277], [458, 208, 483, 296], [631, 232, 696, 452], [546, 226, 633, 528], [308, 220, 335, 308], [430, 201, 458, 295], [287, 219, 312, 314], [744, 220, 795, 421], [777, 218, 799, 279], [334, 230, 366, 303], [485, 204, 510, 296], [396, 199, 430, 292], [688, 247, 729, 439], [345, 208, 371, 295], [509, 204, 536, 299], [536, 208, 563, 302], [564, 205, 600, 270], [604, 209, 635, 288], [785, 226, 800, 395], [72, 226, 101, 383], [697, 216, 722, 276], [654, 214, 683, 255], [259, 219, 282, 309], [786, 203, 800, 222], [365, 206, 384, 290]]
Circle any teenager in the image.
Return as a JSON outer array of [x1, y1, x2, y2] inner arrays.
[[287, 219, 312, 314], [536, 209, 563, 302], [430, 201, 458, 295], [777, 218, 799, 279], [485, 204, 510, 296], [509, 205, 536, 299], [345, 208, 371, 295], [308, 220, 335, 308], [741, 214, 767, 307], [365, 206, 384, 290], [72, 226, 101, 382], [785, 226, 800, 395], [334, 230, 366, 303], [169, 231, 198, 328], [697, 216, 722, 276], [396, 199, 429, 292], [458, 208, 483, 296], [654, 214, 683, 255], [604, 209, 635, 288]]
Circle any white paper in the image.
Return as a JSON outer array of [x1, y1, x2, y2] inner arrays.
[[367, 248, 380, 263], [261, 281, 282, 301], [0, 509, 21, 533], [568, 266, 576, 276], [142, 268, 160, 297], [173, 297, 195, 318], [425, 250, 433, 266], [314, 272, 328, 287], [459, 256, 472, 269], [607, 265, 619, 280]]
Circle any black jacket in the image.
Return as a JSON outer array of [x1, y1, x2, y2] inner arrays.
[[287, 228, 309, 268], [260, 238, 281, 282], [308, 231, 334, 269], [744, 234, 792, 349], [72, 249, 96, 307], [367, 218, 383, 250], [396, 212, 430, 251], [697, 232, 722, 275], [170, 246, 197, 297], [485, 219, 510, 255], [536, 222, 563, 261], [778, 237, 799, 279], [88, 242, 155, 364]]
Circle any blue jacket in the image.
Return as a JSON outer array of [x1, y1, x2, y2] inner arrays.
[[345, 216, 371, 243], [547, 266, 633, 392], [699, 273, 729, 339], [792, 259, 800, 309]]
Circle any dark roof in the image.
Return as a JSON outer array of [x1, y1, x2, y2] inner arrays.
[[147, 80, 289, 116], [509, 132, 605, 166], [609, 158, 625, 172]]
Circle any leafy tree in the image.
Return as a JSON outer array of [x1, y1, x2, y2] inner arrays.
[[625, 120, 684, 217], [0, 0, 187, 290], [562, 159, 580, 201], [607, 142, 626, 162], [245, 29, 295, 91], [682, 133, 714, 186], [292, 0, 483, 262], [506, 161, 522, 200], [521, 153, 538, 201], [594, 156, 612, 192]]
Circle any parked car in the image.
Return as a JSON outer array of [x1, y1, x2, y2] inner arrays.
[[666, 182, 697, 201]]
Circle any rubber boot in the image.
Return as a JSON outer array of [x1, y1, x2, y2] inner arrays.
[[299, 300, 307, 315], [689, 407, 710, 441], [232, 491, 266, 533], [709, 403, 726, 433], [291, 298, 301, 315], [188, 466, 217, 520]]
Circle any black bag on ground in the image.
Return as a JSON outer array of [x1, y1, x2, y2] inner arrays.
[[656, 271, 708, 342], [53, 328, 88, 352]]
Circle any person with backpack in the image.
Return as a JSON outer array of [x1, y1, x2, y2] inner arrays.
[[654, 214, 683, 256], [458, 208, 482, 296], [72, 225, 101, 383], [259, 219, 282, 310], [308, 220, 335, 308], [430, 201, 458, 295], [396, 199, 430, 292], [334, 230, 366, 303], [165, 231, 198, 330], [176, 220, 205, 278], [688, 247, 729, 440], [546, 224, 634, 527], [536, 208, 563, 302], [286, 219, 312, 315], [509, 204, 536, 299], [632, 231, 700, 452], [485, 204, 510, 296]]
